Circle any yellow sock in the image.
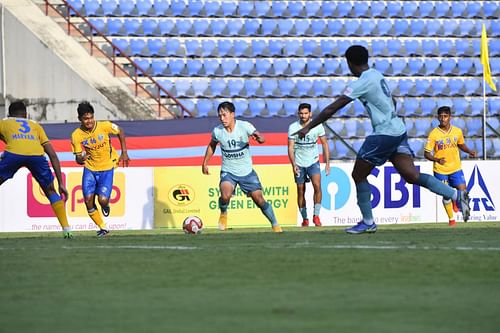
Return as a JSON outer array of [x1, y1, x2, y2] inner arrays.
[[443, 199, 454, 220], [51, 200, 70, 229], [89, 209, 106, 229]]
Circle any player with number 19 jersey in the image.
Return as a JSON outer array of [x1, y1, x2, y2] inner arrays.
[[211, 120, 256, 177], [70, 121, 120, 172]]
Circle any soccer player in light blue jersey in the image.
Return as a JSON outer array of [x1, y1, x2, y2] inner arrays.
[[202, 101, 283, 232], [288, 103, 330, 227], [295, 45, 471, 234]]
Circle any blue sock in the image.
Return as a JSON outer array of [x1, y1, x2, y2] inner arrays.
[[219, 197, 228, 213], [356, 181, 374, 224], [313, 203, 321, 216], [47, 193, 62, 204], [417, 174, 456, 200], [261, 202, 278, 226], [300, 207, 307, 219]]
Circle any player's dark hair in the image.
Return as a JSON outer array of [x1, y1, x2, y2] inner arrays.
[[437, 106, 452, 115], [298, 103, 311, 112], [345, 45, 369, 66], [77, 101, 94, 118], [217, 101, 235, 113], [8, 100, 27, 117]]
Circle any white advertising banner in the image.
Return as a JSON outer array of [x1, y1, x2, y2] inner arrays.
[[300, 160, 500, 226], [0, 167, 154, 232]]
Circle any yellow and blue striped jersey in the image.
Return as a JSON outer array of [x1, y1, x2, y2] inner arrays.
[[425, 125, 464, 174], [70, 121, 120, 171], [0, 117, 49, 156]]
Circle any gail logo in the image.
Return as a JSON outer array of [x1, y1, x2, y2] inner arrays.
[[467, 165, 495, 212]]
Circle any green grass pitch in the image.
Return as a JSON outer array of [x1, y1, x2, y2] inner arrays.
[[1, 222, 500, 333]]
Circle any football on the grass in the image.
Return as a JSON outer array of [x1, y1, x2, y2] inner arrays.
[[182, 216, 203, 234]]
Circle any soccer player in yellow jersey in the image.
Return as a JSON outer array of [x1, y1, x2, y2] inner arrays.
[[424, 106, 477, 226], [70, 102, 129, 237], [0, 101, 72, 238]]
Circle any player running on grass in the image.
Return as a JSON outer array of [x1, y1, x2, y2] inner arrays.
[[70, 102, 129, 237], [424, 106, 477, 226], [0, 101, 72, 238], [288, 102, 330, 227], [202, 101, 283, 233], [294, 45, 471, 234]]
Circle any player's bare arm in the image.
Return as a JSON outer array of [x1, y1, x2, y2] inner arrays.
[[287, 139, 299, 176], [424, 150, 446, 165], [458, 143, 477, 158], [117, 127, 130, 167], [320, 135, 330, 175], [251, 130, 265, 144], [202, 140, 218, 175], [43, 142, 69, 200], [295, 95, 352, 138]]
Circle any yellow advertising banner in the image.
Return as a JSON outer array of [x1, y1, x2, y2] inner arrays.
[[154, 165, 298, 229]]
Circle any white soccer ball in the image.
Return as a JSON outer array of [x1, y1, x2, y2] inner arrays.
[[182, 216, 203, 234]]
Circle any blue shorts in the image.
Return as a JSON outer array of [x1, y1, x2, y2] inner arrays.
[[294, 161, 321, 184], [220, 169, 262, 195], [0, 151, 54, 188], [434, 170, 466, 188], [357, 133, 413, 166], [82, 167, 114, 198]]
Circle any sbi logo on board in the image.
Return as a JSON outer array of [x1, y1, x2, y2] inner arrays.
[[321, 164, 495, 213]]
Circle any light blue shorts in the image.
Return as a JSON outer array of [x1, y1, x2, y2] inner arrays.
[[294, 161, 321, 184], [357, 133, 413, 166]]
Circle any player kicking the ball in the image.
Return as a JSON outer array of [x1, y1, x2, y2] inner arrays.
[[294, 45, 471, 234]]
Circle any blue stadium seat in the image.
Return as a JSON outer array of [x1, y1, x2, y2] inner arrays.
[[465, 2, 483, 18], [157, 79, 173, 96], [170, 0, 186, 16], [261, 19, 277, 36], [394, 19, 410, 36], [423, 58, 440, 75], [353, 2, 370, 17], [304, 1, 321, 17], [435, 2, 450, 18], [158, 19, 175, 35], [200, 39, 216, 56], [217, 39, 233, 56], [209, 79, 227, 97], [251, 39, 267, 57], [260, 79, 278, 97], [233, 39, 250, 57], [336, 2, 352, 17], [391, 59, 407, 76], [436, 40, 454, 56], [397, 79, 413, 96], [491, 58, 500, 76], [244, 19, 260, 35], [124, 19, 141, 36], [327, 20, 344, 36], [470, 99, 484, 116], [255, 59, 272, 76], [489, 99, 500, 116], [118, 0, 135, 16], [422, 39, 438, 56], [289, 59, 306, 75], [143, 19, 160, 36], [101, 0, 118, 15], [294, 19, 310, 36], [283, 39, 302, 56], [191, 80, 209, 96], [386, 39, 403, 56], [186, 59, 203, 76], [266, 39, 283, 57], [266, 99, 284, 117], [409, 19, 426, 36], [344, 20, 360, 36], [204, 1, 221, 17], [414, 79, 431, 97], [149, 59, 166, 76], [371, 39, 387, 56], [129, 38, 147, 55], [248, 99, 266, 116], [88, 18, 106, 34], [255, 1, 271, 17], [107, 19, 124, 35], [467, 119, 482, 137], [145, 38, 163, 56], [168, 59, 185, 76], [486, 117, 499, 136], [440, 58, 457, 76], [203, 59, 220, 76], [464, 80, 481, 96], [133, 58, 150, 76], [452, 98, 469, 116], [310, 20, 327, 36], [272, 59, 289, 76], [278, 79, 295, 96], [84, 0, 101, 16], [277, 20, 294, 36], [424, 19, 440, 37], [220, 59, 237, 76], [455, 39, 472, 56], [233, 99, 249, 117], [458, 20, 476, 38], [187, 1, 203, 17], [271, 1, 288, 17], [174, 80, 192, 97], [196, 99, 213, 117], [320, 40, 336, 56], [312, 79, 330, 97], [237, 59, 253, 76], [403, 99, 420, 116], [302, 39, 321, 57], [221, 1, 237, 17], [192, 19, 209, 36], [244, 79, 261, 97], [136, 0, 152, 16], [288, 1, 304, 17], [407, 58, 424, 75], [110, 38, 130, 55], [386, 1, 403, 17], [420, 99, 437, 115], [483, 2, 499, 18], [323, 58, 340, 75], [370, 1, 386, 17], [377, 19, 392, 36], [185, 39, 201, 57], [448, 79, 464, 96], [152, 0, 168, 15], [374, 59, 390, 75], [227, 79, 245, 97]]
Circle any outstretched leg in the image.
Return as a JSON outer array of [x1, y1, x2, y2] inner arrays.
[[40, 182, 72, 238], [249, 190, 282, 233]]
